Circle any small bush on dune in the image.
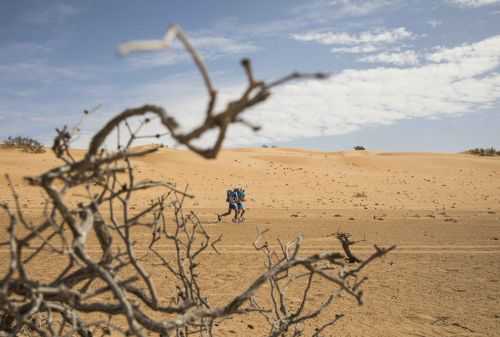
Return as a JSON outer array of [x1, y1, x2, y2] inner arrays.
[[466, 147, 500, 156], [1, 136, 46, 153], [354, 145, 366, 151]]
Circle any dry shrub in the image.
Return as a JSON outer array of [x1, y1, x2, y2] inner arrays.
[[1, 136, 45, 153], [467, 147, 500, 156]]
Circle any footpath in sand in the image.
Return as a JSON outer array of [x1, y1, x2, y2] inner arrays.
[[0, 147, 499, 336]]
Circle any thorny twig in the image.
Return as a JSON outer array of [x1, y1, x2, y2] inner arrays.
[[252, 228, 394, 337]]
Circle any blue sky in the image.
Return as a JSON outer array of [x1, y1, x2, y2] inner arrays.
[[1, 0, 500, 152]]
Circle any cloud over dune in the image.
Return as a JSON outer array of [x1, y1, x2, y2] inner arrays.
[[291, 27, 416, 46], [87, 35, 500, 148], [224, 35, 500, 145], [358, 50, 420, 66]]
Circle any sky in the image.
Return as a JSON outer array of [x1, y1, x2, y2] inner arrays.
[[1, 0, 500, 152]]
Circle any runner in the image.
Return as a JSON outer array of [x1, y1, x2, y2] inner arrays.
[[217, 189, 239, 223]]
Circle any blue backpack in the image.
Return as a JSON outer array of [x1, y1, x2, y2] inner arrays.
[[237, 189, 245, 201], [226, 190, 238, 203]]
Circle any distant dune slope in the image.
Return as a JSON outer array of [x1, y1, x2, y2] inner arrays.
[[1, 147, 499, 213]]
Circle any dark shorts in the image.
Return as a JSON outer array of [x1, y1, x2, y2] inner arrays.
[[229, 203, 237, 210], [237, 202, 245, 210]]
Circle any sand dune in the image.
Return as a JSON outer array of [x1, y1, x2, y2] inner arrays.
[[0, 147, 499, 336]]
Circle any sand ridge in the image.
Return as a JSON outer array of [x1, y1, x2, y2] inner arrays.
[[0, 147, 499, 336]]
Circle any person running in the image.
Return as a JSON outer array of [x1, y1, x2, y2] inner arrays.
[[235, 187, 246, 223], [217, 189, 239, 222]]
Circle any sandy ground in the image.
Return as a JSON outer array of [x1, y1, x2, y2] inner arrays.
[[1, 147, 499, 336]]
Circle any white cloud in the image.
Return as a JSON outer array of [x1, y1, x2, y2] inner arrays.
[[427, 38, 500, 64], [331, 45, 380, 54], [291, 0, 396, 20], [447, 0, 500, 7], [96, 35, 500, 148], [61, 34, 500, 150], [219, 35, 500, 145], [293, 27, 417, 58], [427, 19, 443, 28], [209, 1, 397, 39], [329, 0, 396, 16], [292, 27, 415, 46], [359, 50, 420, 65]]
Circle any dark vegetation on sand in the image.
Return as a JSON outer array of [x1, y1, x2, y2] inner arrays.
[[466, 147, 500, 157], [1, 136, 45, 153]]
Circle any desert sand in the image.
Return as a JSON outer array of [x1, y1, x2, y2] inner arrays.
[[1, 146, 499, 336]]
